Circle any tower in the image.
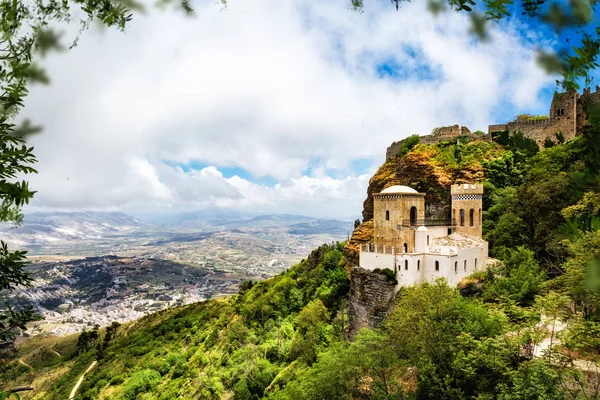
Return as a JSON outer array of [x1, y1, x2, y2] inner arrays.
[[373, 185, 425, 252], [451, 183, 483, 238]]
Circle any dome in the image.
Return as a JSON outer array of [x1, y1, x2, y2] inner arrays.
[[416, 226, 428, 232], [380, 185, 418, 194]]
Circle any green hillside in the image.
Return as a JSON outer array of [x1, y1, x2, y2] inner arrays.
[[2, 128, 600, 399]]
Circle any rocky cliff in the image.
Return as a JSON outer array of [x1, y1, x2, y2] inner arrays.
[[347, 267, 397, 337]]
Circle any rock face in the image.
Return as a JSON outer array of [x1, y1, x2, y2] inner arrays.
[[342, 220, 373, 267], [348, 267, 397, 337]]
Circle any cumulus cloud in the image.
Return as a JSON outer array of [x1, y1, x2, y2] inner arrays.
[[21, 0, 555, 219]]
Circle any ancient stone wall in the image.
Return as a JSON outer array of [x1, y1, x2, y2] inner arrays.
[[488, 118, 575, 147], [386, 125, 491, 160], [348, 267, 397, 337]]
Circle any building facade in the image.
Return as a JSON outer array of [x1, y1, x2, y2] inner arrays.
[[359, 184, 488, 290]]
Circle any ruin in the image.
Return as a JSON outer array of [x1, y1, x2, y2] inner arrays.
[[488, 87, 600, 146], [386, 88, 600, 160]]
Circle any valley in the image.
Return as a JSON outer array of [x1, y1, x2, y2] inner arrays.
[[2, 212, 352, 337]]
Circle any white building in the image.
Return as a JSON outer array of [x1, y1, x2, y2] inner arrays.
[[359, 183, 488, 290]]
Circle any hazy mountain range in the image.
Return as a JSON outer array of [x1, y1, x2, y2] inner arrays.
[[0, 211, 354, 247]]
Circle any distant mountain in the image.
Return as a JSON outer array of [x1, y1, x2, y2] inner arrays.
[[288, 219, 354, 236], [148, 209, 254, 227], [0, 212, 147, 244], [150, 210, 334, 229], [220, 214, 318, 228]]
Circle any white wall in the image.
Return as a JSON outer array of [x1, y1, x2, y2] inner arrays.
[[395, 254, 425, 288], [359, 251, 396, 271]]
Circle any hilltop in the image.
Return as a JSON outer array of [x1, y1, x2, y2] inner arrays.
[[2, 125, 600, 399]]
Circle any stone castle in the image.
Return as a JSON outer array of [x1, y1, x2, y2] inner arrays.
[[386, 87, 600, 160], [358, 183, 488, 289]]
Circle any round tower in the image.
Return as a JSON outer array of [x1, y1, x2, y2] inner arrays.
[[373, 185, 425, 252], [451, 183, 483, 238]]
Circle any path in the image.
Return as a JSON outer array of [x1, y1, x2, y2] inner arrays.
[[532, 317, 599, 373], [68, 360, 97, 400], [50, 343, 61, 358], [18, 358, 33, 371]]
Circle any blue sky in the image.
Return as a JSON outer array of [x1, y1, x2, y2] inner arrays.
[[23, 0, 567, 218]]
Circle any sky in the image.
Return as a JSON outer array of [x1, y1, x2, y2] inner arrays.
[[21, 0, 559, 220]]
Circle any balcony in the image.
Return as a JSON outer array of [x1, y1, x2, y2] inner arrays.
[[397, 218, 456, 229]]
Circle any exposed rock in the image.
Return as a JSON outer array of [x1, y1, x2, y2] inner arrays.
[[343, 220, 373, 267], [363, 142, 502, 222], [348, 267, 397, 337]]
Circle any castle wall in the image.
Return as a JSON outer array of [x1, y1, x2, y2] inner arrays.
[[488, 118, 576, 147], [394, 246, 485, 288], [395, 253, 425, 286], [385, 125, 491, 160], [359, 251, 396, 271]]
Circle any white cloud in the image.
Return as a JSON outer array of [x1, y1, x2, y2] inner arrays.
[[21, 0, 555, 218]]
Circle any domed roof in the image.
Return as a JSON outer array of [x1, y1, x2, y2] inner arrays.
[[416, 226, 428, 231], [380, 185, 418, 194]]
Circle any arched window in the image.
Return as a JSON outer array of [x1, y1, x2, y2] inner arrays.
[[464, 260, 467, 271], [469, 209, 474, 227], [403, 243, 408, 253], [410, 206, 417, 226], [417, 260, 420, 271], [435, 261, 440, 271], [475, 258, 478, 269], [385, 210, 390, 221], [427, 235, 430, 246], [405, 260, 408, 270], [460, 209, 465, 226]]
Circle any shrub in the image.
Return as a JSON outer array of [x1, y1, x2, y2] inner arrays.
[[373, 268, 398, 283], [121, 369, 161, 400]]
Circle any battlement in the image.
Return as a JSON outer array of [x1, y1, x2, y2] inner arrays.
[[451, 183, 483, 195]]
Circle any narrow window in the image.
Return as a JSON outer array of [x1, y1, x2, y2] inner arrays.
[[435, 261, 440, 271], [479, 208, 482, 225], [385, 210, 390, 221], [460, 209, 465, 226], [427, 235, 430, 246], [452, 209, 456, 223], [410, 206, 417, 226], [464, 260, 467, 271], [405, 260, 408, 271], [469, 209, 474, 227], [475, 258, 478, 269], [417, 260, 420, 271], [454, 261, 458, 273], [403, 243, 408, 253]]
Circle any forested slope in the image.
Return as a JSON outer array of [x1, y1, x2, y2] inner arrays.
[[2, 126, 600, 399]]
